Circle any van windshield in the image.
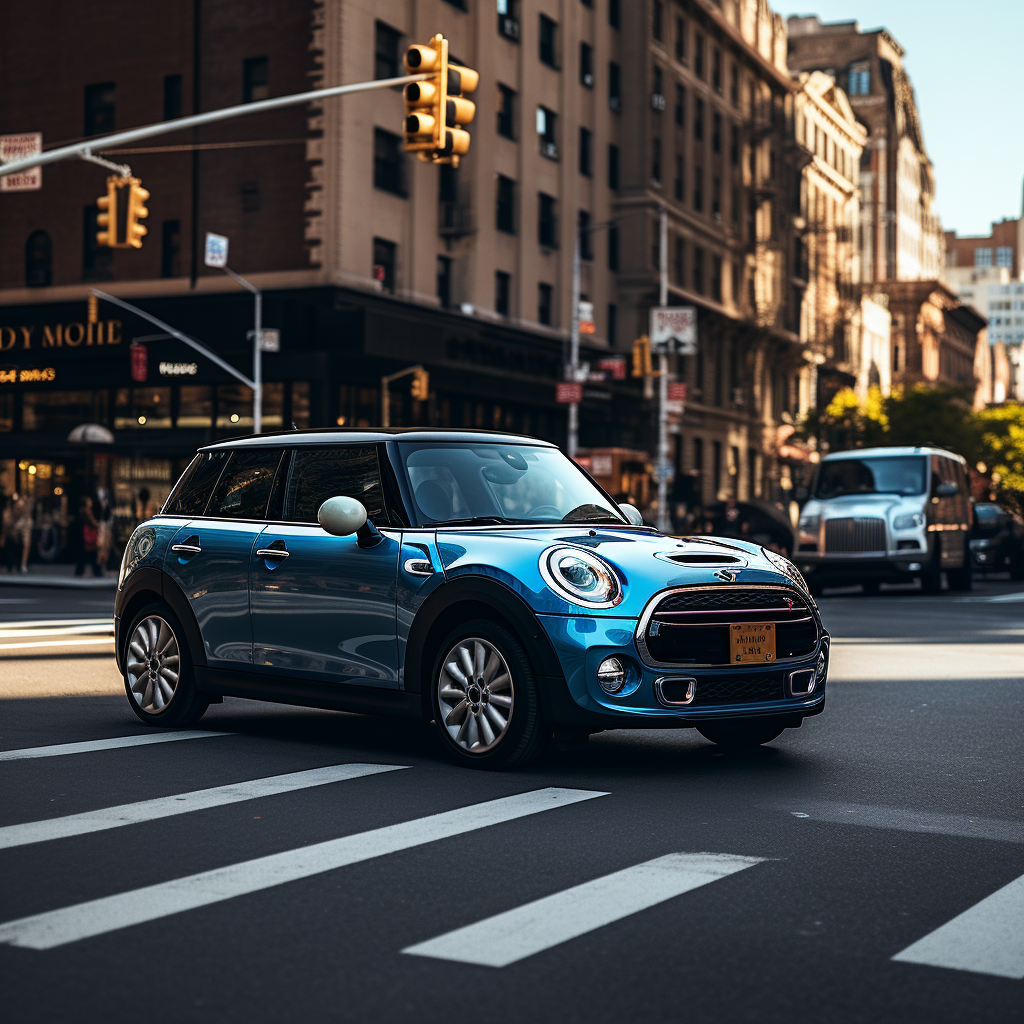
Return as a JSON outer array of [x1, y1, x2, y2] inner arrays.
[[814, 456, 927, 499]]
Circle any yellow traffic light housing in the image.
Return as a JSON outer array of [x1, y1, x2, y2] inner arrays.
[[411, 368, 430, 401], [95, 175, 149, 249], [403, 34, 478, 167], [631, 335, 652, 378]]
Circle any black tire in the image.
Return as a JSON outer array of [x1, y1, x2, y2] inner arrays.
[[429, 618, 545, 770], [861, 580, 880, 595], [122, 602, 210, 728], [946, 540, 973, 592], [696, 719, 786, 749], [920, 543, 943, 594]]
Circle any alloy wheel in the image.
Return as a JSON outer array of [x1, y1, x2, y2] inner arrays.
[[126, 615, 180, 714], [436, 637, 514, 754]]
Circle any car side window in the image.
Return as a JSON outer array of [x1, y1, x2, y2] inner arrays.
[[163, 451, 230, 516], [283, 445, 386, 525], [206, 449, 284, 519]]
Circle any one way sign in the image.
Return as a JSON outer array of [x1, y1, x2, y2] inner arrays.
[[650, 306, 697, 355]]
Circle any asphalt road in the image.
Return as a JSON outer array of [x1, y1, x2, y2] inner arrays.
[[0, 578, 1021, 1023]]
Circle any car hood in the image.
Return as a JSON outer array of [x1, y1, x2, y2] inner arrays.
[[435, 526, 803, 618], [804, 494, 920, 519]]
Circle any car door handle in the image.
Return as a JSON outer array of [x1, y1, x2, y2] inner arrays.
[[171, 543, 202, 555], [256, 547, 290, 560]]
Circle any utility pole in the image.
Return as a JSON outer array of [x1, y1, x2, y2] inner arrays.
[[657, 205, 671, 534], [568, 229, 582, 461]]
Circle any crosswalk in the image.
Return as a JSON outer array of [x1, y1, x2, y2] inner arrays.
[[0, 729, 1021, 979], [0, 617, 114, 652]]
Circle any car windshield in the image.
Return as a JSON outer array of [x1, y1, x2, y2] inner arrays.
[[814, 456, 927, 499], [399, 443, 627, 526]]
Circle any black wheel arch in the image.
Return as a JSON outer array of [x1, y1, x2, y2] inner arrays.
[[115, 568, 206, 673], [404, 576, 564, 712]]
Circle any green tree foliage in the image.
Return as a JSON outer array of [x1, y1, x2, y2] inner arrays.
[[976, 405, 1024, 495]]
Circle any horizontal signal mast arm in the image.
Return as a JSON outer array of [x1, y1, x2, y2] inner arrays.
[[0, 74, 432, 177]]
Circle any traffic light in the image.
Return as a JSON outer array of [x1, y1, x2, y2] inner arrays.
[[403, 34, 478, 167], [95, 175, 149, 248], [125, 178, 150, 248], [631, 335, 652, 378], [87, 294, 98, 324], [411, 368, 430, 400]]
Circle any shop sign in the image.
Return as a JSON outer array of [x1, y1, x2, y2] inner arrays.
[[159, 361, 199, 377], [556, 382, 583, 404], [0, 367, 57, 384], [0, 132, 42, 191], [0, 320, 122, 351], [130, 342, 148, 382], [598, 356, 626, 380]]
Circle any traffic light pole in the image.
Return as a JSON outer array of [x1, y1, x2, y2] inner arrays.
[[380, 365, 426, 427], [568, 232, 582, 461], [657, 205, 671, 535]]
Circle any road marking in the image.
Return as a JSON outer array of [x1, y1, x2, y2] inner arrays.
[[403, 852, 766, 968], [0, 617, 109, 628], [785, 801, 1024, 845], [892, 871, 1024, 979], [0, 731, 230, 762], [0, 787, 606, 950], [0, 764, 406, 850], [0, 638, 114, 651], [0, 622, 113, 638]]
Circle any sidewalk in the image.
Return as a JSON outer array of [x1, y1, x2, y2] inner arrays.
[[0, 564, 117, 589]]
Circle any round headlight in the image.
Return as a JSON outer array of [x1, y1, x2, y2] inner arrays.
[[540, 546, 621, 607], [763, 548, 810, 593], [597, 656, 627, 694]]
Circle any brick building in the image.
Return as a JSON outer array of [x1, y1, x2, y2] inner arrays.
[[945, 214, 1023, 281]]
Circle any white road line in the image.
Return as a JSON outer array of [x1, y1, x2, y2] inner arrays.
[[0, 637, 114, 651], [0, 623, 113, 639], [0, 618, 111, 629], [0, 731, 230, 762], [0, 787, 606, 950], [403, 852, 766, 968], [0, 764, 407, 850], [892, 871, 1024, 979], [785, 801, 1024, 845]]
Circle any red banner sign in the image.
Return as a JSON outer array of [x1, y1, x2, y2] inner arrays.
[[556, 382, 583, 404], [130, 342, 148, 383], [667, 381, 688, 401], [598, 356, 626, 380]]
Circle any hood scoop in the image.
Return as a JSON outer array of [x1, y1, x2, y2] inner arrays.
[[656, 551, 746, 567]]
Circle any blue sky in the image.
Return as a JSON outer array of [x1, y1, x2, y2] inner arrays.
[[782, 1, 1024, 237]]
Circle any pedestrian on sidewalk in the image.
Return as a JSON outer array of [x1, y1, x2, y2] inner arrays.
[[12, 494, 33, 574], [74, 496, 102, 578]]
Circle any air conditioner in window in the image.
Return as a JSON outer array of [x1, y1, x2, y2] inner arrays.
[[609, 96, 621, 113], [651, 93, 666, 111], [582, 73, 594, 88], [541, 141, 559, 160], [499, 15, 520, 41]]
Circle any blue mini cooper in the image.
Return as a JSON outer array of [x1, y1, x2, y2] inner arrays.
[[115, 430, 829, 768]]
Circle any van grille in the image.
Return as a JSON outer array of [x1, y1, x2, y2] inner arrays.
[[824, 517, 886, 554]]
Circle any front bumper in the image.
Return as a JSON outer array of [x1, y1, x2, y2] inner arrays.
[[797, 555, 926, 583], [536, 613, 828, 731]]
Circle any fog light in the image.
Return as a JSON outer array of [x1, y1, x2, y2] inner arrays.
[[597, 657, 627, 694]]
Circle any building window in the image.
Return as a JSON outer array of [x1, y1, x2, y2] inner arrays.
[[539, 15, 558, 67], [712, 176, 721, 219], [997, 247, 1013, 268], [609, 62, 621, 112], [579, 127, 593, 177], [82, 206, 112, 282], [163, 75, 183, 121], [675, 15, 686, 62], [694, 32, 705, 78], [608, 144, 619, 190], [373, 128, 406, 196], [240, 181, 261, 212], [497, 84, 516, 138], [497, 0, 521, 41], [578, 211, 593, 260], [538, 193, 558, 248], [495, 271, 511, 316], [712, 47, 722, 92], [975, 247, 993, 268], [538, 283, 554, 325], [496, 175, 516, 234], [372, 238, 396, 293], [730, 64, 739, 106], [694, 98, 704, 140], [712, 112, 721, 153], [674, 154, 683, 201], [161, 220, 181, 278], [580, 41, 593, 87], [712, 255, 722, 301], [375, 21, 402, 80], [84, 82, 116, 136], [607, 303, 617, 347], [437, 256, 452, 309], [693, 245, 704, 294], [653, 66, 664, 103], [653, 0, 663, 41], [730, 124, 739, 166], [847, 61, 870, 95], [693, 166, 703, 212], [537, 106, 558, 159], [609, 0, 620, 29], [608, 225, 619, 271], [673, 235, 684, 285], [25, 231, 52, 288], [651, 137, 662, 187], [675, 84, 685, 126], [243, 57, 269, 103]]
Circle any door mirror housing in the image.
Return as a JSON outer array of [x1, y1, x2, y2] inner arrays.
[[935, 481, 959, 498], [618, 503, 644, 526], [317, 496, 384, 547]]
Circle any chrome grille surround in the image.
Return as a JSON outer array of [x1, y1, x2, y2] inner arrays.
[[823, 517, 886, 554], [635, 584, 822, 670]]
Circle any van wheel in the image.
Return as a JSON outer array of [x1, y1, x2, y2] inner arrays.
[[920, 544, 943, 594], [697, 719, 786, 748], [947, 541, 973, 591], [429, 619, 545, 770], [123, 603, 209, 727]]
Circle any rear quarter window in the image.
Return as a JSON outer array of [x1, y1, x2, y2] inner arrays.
[[206, 449, 284, 519], [162, 451, 229, 516]]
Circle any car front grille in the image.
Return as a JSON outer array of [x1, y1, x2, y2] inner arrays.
[[642, 586, 817, 667], [658, 672, 786, 706], [823, 517, 886, 553]]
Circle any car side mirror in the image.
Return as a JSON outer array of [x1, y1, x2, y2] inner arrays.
[[317, 496, 383, 547], [936, 482, 959, 498], [618, 503, 644, 526]]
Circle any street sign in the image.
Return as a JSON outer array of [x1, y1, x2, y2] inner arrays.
[[0, 133, 42, 191], [578, 300, 595, 334], [654, 463, 673, 482], [556, 382, 583, 404], [598, 356, 626, 380], [650, 306, 697, 355], [204, 232, 229, 267]]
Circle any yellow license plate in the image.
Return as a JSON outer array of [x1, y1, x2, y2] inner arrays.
[[730, 622, 776, 663]]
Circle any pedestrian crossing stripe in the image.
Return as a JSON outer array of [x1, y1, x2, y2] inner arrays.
[[0, 730, 230, 761]]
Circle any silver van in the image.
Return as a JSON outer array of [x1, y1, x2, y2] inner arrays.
[[795, 446, 972, 594]]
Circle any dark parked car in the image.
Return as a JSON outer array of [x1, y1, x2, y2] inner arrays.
[[970, 503, 1024, 579]]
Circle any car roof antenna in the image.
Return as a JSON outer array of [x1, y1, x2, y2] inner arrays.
[[291, 421, 299, 430]]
